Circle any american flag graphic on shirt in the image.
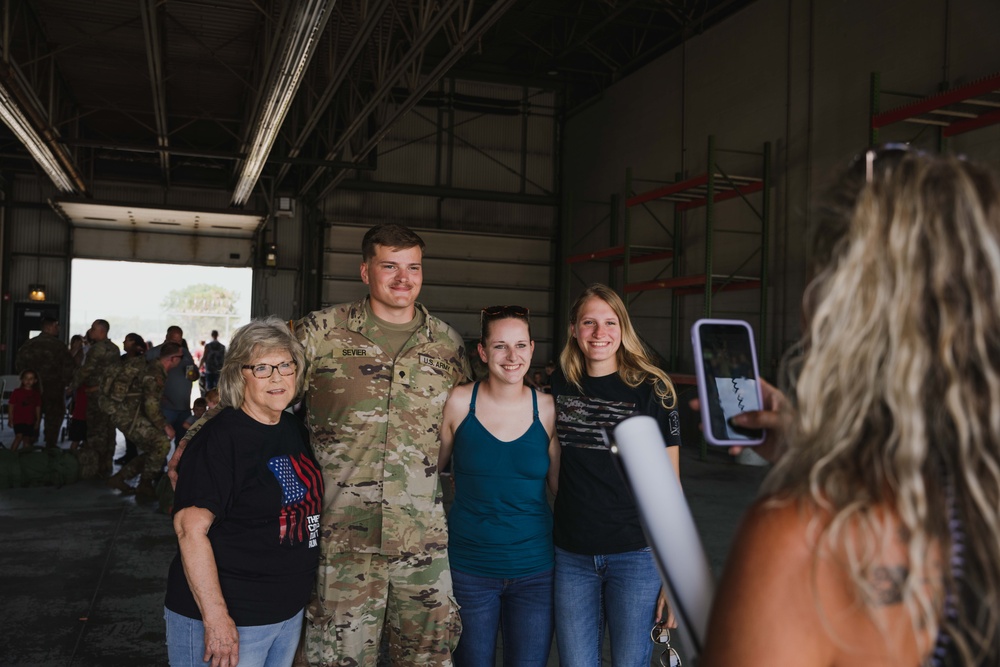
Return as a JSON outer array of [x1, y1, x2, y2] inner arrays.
[[267, 454, 323, 547]]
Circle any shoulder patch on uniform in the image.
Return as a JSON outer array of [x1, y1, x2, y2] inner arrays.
[[418, 353, 451, 371]]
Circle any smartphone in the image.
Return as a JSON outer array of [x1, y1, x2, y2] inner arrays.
[[691, 319, 766, 446]]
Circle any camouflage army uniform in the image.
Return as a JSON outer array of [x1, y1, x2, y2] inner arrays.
[[14, 332, 76, 447], [113, 360, 171, 484], [73, 339, 121, 476], [297, 297, 470, 667]]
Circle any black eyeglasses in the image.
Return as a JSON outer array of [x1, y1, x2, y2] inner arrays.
[[242, 360, 297, 379], [481, 305, 529, 318]]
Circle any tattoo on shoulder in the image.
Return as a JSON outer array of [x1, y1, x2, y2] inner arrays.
[[870, 565, 907, 606]]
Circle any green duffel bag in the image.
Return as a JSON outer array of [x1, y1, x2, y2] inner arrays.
[[49, 448, 80, 486], [0, 449, 20, 489], [18, 449, 52, 486]]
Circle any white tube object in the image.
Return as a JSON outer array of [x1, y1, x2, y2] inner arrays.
[[613, 414, 715, 656]]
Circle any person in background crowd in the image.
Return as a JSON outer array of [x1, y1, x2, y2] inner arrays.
[[9, 369, 42, 451], [700, 149, 1000, 666], [106, 342, 182, 499], [297, 223, 469, 666], [202, 330, 226, 392], [14, 316, 76, 448], [181, 397, 208, 431], [147, 326, 197, 447], [73, 319, 120, 477], [115, 333, 147, 465], [68, 382, 88, 452], [165, 317, 322, 667], [438, 305, 559, 667], [551, 283, 679, 666], [69, 334, 86, 366]]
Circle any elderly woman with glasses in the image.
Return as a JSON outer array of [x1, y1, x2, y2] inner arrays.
[[438, 305, 560, 666], [164, 316, 323, 667]]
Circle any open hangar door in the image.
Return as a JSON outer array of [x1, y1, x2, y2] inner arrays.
[[3, 177, 305, 372]]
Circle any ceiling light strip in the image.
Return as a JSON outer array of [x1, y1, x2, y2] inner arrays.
[[0, 81, 75, 192], [231, 0, 336, 206]]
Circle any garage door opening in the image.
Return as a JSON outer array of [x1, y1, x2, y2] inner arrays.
[[69, 258, 252, 363]]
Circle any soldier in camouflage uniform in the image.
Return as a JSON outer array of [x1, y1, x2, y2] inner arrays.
[[106, 342, 182, 498], [14, 317, 76, 447], [298, 224, 470, 667], [72, 319, 121, 477]]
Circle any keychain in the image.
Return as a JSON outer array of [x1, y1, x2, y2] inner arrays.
[[650, 624, 682, 667]]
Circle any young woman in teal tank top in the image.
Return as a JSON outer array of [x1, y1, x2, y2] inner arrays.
[[439, 306, 559, 667]]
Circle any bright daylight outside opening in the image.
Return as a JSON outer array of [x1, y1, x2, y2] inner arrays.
[[69, 259, 253, 405]]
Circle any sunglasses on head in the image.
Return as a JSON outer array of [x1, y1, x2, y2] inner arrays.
[[481, 305, 529, 318], [852, 142, 925, 184]]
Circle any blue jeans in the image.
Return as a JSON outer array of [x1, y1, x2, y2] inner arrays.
[[554, 547, 660, 667], [164, 607, 303, 667], [451, 567, 554, 667]]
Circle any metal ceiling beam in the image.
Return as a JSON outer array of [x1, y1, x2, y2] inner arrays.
[[231, 0, 338, 206], [313, 0, 521, 200], [273, 0, 392, 187], [295, 0, 467, 196], [0, 2, 87, 193], [139, 0, 171, 183]]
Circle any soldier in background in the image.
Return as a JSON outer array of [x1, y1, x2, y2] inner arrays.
[[14, 317, 76, 448], [298, 223, 469, 666], [106, 342, 181, 498], [73, 319, 120, 477], [146, 326, 196, 446], [114, 333, 146, 465]]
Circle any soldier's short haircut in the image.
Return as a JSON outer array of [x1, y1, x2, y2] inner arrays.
[[93, 319, 110, 334], [125, 332, 142, 344], [167, 325, 183, 337], [40, 317, 58, 329], [362, 223, 425, 262], [211, 330, 219, 338], [158, 341, 182, 359]]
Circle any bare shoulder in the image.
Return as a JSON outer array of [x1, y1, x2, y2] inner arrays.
[[443, 382, 474, 417], [702, 497, 935, 667], [536, 390, 556, 425]]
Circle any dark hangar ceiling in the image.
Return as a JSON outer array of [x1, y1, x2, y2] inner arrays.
[[0, 0, 755, 206]]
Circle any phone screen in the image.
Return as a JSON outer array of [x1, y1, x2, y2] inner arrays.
[[696, 321, 763, 443]]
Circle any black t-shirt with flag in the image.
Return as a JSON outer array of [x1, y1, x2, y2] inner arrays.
[[165, 407, 323, 626], [551, 369, 681, 555]]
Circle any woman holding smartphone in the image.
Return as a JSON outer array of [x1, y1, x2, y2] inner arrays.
[[701, 149, 1000, 665], [439, 305, 559, 666], [551, 283, 679, 666]]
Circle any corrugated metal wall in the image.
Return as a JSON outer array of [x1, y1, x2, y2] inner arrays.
[[323, 223, 556, 371], [316, 76, 560, 372]]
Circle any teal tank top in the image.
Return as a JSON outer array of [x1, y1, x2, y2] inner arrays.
[[446, 382, 554, 578]]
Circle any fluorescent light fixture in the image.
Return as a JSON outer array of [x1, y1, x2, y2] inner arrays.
[[231, 0, 335, 206], [0, 80, 75, 192]]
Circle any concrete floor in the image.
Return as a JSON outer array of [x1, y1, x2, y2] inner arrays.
[[0, 418, 767, 666]]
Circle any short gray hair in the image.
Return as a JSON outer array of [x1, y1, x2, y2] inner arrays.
[[217, 316, 306, 410]]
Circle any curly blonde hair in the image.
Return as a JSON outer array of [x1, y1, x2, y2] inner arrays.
[[560, 283, 676, 409], [764, 151, 1000, 663]]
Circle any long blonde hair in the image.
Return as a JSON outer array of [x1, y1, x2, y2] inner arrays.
[[560, 283, 676, 409], [765, 151, 1000, 663]]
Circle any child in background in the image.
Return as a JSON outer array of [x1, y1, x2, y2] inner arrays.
[[181, 397, 208, 431], [10, 370, 42, 451], [204, 388, 220, 409], [68, 385, 88, 451]]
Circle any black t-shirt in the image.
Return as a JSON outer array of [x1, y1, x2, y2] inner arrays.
[[551, 369, 681, 555], [165, 407, 323, 626]]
